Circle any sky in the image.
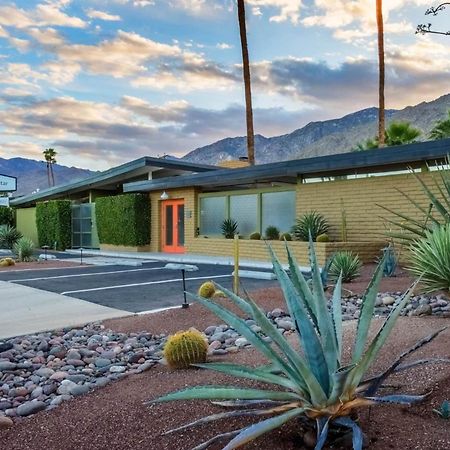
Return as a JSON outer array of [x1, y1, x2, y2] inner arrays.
[[0, 0, 449, 170]]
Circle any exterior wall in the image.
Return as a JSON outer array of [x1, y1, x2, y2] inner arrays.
[[218, 160, 251, 169], [15, 207, 38, 245], [296, 171, 435, 242]]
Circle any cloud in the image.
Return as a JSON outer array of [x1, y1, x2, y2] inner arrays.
[[86, 9, 121, 21], [247, 1, 304, 24], [217, 42, 233, 50]]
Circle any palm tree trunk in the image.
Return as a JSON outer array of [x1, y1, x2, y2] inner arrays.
[[376, 0, 385, 147], [50, 163, 55, 187], [237, 0, 255, 165], [46, 162, 51, 187]]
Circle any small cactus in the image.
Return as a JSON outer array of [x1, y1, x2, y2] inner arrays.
[[279, 232, 292, 241], [316, 233, 330, 243], [198, 281, 216, 298], [249, 231, 261, 240], [265, 226, 280, 240], [163, 328, 208, 369], [0, 257, 15, 267]]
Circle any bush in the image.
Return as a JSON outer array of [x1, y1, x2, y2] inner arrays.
[[329, 250, 362, 282], [279, 232, 292, 241], [292, 211, 329, 241], [13, 237, 34, 262], [36, 200, 72, 250], [0, 225, 22, 249], [221, 218, 238, 239], [408, 225, 450, 292], [249, 231, 261, 240], [0, 207, 14, 227], [265, 225, 280, 240], [95, 194, 150, 246]]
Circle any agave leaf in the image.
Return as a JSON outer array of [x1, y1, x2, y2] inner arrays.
[[431, 174, 450, 212], [397, 187, 440, 225], [382, 217, 428, 237], [352, 254, 386, 363], [328, 364, 356, 406], [267, 244, 330, 398], [333, 416, 364, 450], [364, 327, 448, 396], [155, 386, 302, 403], [222, 407, 306, 450], [331, 273, 343, 362], [213, 283, 253, 316], [193, 363, 301, 392], [191, 430, 240, 450], [365, 393, 429, 405], [212, 399, 288, 408], [394, 358, 450, 372], [377, 204, 430, 230], [187, 292, 301, 382], [315, 417, 330, 450]]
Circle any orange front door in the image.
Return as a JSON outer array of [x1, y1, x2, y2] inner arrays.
[[161, 199, 185, 253]]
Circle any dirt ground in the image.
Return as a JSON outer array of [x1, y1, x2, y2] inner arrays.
[[0, 259, 80, 271], [1, 277, 449, 450]]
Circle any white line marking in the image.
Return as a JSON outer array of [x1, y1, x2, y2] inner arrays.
[[9, 267, 165, 282], [60, 274, 231, 295], [137, 305, 183, 315]]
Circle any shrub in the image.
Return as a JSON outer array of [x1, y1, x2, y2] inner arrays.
[[0, 225, 22, 249], [265, 225, 280, 240], [408, 224, 450, 292], [153, 241, 446, 449], [316, 233, 329, 242], [163, 329, 208, 370], [221, 218, 238, 239], [249, 231, 261, 240], [329, 250, 362, 282], [0, 207, 14, 227], [292, 211, 329, 241], [36, 200, 72, 250], [95, 194, 150, 246], [13, 237, 34, 262], [279, 232, 292, 241]]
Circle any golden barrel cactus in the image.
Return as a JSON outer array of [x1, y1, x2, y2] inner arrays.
[[198, 281, 216, 298], [163, 328, 208, 370]]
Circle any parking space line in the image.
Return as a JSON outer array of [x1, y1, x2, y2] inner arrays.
[[60, 274, 231, 295], [9, 267, 166, 282]]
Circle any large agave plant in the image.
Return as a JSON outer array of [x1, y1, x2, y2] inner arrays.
[[152, 241, 448, 450]]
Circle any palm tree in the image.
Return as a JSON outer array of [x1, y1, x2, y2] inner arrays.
[[376, 0, 385, 147], [429, 111, 450, 140], [43, 148, 57, 187], [237, 0, 255, 165]]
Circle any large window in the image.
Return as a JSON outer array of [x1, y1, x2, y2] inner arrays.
[[199, 189, 295, 237], [261, 191, 296, 233]]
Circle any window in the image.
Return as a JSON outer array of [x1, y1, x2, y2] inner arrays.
[[261, 191, 295, 233], [200, 196, 226, 235], [230, 194, 258, 236]]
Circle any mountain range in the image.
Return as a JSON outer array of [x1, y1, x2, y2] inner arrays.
[[2, 93, 449, 196], [183, 93, 450, 164]]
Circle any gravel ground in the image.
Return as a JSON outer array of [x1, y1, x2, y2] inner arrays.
[[0, 260, 80, 271]]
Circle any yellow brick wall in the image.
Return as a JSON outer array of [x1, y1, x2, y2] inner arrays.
[[296, 171, 436, 242]]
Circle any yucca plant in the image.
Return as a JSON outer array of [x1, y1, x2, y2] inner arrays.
[[151, 241, 448, 450], [292, 211, 329, 241], [408, 224, 450, 293], [265, 225, 280, 240], [13, 237, 35, 262], [221, 219, 238, 239], [329, 251, 362, 283], [0, 225, 22, 249]]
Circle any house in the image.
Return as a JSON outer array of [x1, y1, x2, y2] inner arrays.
[[11, 138, 450, 264]]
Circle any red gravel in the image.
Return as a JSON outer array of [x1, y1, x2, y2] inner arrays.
[[0, 260, 81, 271]]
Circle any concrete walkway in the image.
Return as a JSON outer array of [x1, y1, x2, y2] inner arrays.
[[0, 281, 131, 340]]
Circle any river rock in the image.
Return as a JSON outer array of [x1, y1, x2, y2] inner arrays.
[[16, 401, 47, 417]]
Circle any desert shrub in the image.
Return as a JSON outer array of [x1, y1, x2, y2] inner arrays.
[[36, 200, 72, 250], [265, 225, 280, 240], [95, 194, 150, 246], [0, 225, 22, 249], [163, 329, 208, 369], [0, 207, 14, 227], [249, 231, 261, 240], [408, 224, 450, 292], [13, 237, 35, 262], [153, 241, 446, 449], [221, 218, 238, 239], [292, 211, 329, 241], [329, 250, 362, 282], [279, 232, 292, 241]]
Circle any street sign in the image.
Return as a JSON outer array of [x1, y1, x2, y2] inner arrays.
[[0, 197, 10, 207], [0, 174, 17, 192]]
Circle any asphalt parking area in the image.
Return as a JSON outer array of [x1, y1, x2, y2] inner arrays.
[[0, 261, 277, 313]]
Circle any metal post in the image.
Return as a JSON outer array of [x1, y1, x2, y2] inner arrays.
[[233, 234, 239, 294], [181, 269, 189, 308], [80, 248, 83, 266], [42, 245, 48, 261]]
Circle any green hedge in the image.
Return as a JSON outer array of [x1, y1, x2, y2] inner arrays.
[[0, 206, 14, 227], [95, 194, 150, 246], [36, 200, 72, 250]]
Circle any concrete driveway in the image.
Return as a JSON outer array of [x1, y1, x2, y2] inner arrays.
[[0, 281, 130, 340]]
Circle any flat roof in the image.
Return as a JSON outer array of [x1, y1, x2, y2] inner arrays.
[[11, 156, 218, 207], [124, 139, 450, 193]]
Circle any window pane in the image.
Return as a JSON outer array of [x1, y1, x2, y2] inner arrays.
[[261, 191, 296, 233], [165, 205, 173, 245], [81, 233, 92, 248], [81, 219, 91, 233], [72, 219, 81, 233], [230, 194, 258, 236], [177, 204, 185, 246], [200, 196, 226, 235]]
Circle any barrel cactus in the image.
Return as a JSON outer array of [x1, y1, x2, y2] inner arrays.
[[279, 232, 292, 241], [198, 281, 216, 298], [163, 329, 208, 370], [0, 257, 15, 267], [249, 231, 261, 240], [316, 233, 330, 242]]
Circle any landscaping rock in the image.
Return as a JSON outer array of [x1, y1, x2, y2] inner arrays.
[[0, 416, 13, 429], [414, 304, 433, 316], [382, 296, 396, 306], [16, 401, 46, 417]]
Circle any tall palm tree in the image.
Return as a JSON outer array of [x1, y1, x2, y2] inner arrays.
[[43, 148, 57, 187], [237, 0, 255, 165], [429, 111, 450, 140], [376, 0, 385, 147]]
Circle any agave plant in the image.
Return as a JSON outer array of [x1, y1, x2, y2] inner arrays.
[[292, 211, 329, 241], [329, 251, 362, 283], [0, 225, 23, 249], [151, 241, 448, 450], [13, 237, 35, 262], [221, 219, 238, 239]]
